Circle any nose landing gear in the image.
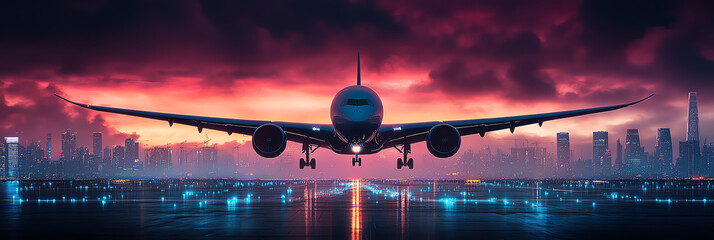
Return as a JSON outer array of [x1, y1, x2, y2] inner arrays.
[[395, 144, 413, 169], [352, 154, 362, 166], [299, 143, 318, 169]]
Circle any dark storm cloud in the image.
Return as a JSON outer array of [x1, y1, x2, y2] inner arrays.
[[0, 0, 407, 84], [578, 0, 676, 64], [506, 61, 557, 99], [654, 36, 714, 89], [416, 59, 502, 94]]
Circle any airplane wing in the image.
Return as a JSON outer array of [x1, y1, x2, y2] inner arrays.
[[379, 94, 654, 148], [54, 94, 334, 147]]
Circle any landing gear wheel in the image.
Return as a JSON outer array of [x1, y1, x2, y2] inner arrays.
[[299, 143, 319, 169], [300, 158, 307, 169], [352, 157, 362, 166], [395, 144, 414, 169]]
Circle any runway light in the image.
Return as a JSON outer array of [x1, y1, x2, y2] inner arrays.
[[351, 145, 362, 153]]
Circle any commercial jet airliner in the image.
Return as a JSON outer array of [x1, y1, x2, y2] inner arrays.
[[56, 54, 653, 170]]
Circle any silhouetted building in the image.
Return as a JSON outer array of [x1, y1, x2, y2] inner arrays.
[[687, 92, 699, 142], [147, 147, 171, 170], [198, 145, 218, 172], [655, 128, 673, 176], [101, 146, 111, 173], [624, 129, 644, 167], [76, 147, 90, 176], [593, 131, 609, 164], [678, 140, 700, 178], [46, 133, 52, 160], [92, 132, 102, 156], [685, 92, 705, 176], [61, 129, 76, 162], [704, 142, 714, 177], [4, 137, 19, 179], [112, 145, 125, 169], [615, 138, 622, 167], [557, 132, 570, 175], [655, 128, 673, 167], [22, 141, 44, 179], [124, 138, 139, 168], [0, 143, 5, 178]]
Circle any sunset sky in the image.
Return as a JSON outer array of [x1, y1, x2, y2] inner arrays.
[[2, 0, 714, 163]]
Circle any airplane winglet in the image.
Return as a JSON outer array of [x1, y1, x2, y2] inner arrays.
[[54, 94, 91, 108], [628, 94, 655, 106], [357, 52, 361, 86]]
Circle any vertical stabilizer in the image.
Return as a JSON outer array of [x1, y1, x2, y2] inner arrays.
[[357, 52, 361, 85]]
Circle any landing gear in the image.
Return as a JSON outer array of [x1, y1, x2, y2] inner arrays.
[[395, 144, 414, 169], [352, 155, 362, 166], [299, 143, 318, 169]]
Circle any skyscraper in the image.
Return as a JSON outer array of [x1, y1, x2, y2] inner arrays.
[[687, 92, 699, 142], [684, 92, 704, 176], [112, 145, 125, 170], [593, 131, 609, 167], [679, 141, 699, 178], [147, 147, 171, 170], [4, 137, 19, 179], [624, 129, 643, 166], [615, 138, 622, 166], [655, 128, 673, 168], [103, 146, 111, 169], [0, 143, 5, 178], [46, 133, 52, 160], [557, 132, 570, 171], [124, 138, 139, 168], [61, 129, 76, 162], [704, 142, 714, 177], [92, 132, 102, 156]]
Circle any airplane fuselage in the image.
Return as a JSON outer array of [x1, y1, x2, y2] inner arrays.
[[329, 85, 383, 155]]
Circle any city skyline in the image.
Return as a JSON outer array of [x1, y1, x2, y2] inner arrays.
[[2, 90, 708, 179]]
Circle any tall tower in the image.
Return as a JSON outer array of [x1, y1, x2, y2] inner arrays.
[[687, 92, 699, 142], [4, 137, 19, 179], [124, 138, 139, 168], [593, 131, 609, 167], [615, 138, 622, 166], [46, 133, 52, 160], [92, 132, 102, 156], [557, 132, 570, 170], [61, 129, 76, 161], [655, 128, 673, 167], [624, 129, 643, 166]]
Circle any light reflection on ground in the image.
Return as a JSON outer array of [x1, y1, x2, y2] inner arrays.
[[2, 179, 714, 239]]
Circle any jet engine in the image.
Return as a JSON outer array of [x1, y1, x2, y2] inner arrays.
[[252, 123, 287, 158], [426, 124, 461, 158]]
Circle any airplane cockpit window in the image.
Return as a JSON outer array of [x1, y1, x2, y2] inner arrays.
[[345, 99, 370, 106]]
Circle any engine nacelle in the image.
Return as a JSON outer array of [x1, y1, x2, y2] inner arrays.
[[426, 124, 461, 158], [252, 123, 287, 158]]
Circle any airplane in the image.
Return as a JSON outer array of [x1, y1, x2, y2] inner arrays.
[[56, 53, 653, 170]]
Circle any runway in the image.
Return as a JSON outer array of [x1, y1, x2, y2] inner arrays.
[[2, 179, 714, 239]]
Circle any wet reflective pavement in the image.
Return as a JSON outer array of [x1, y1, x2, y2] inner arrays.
[[2, 179, 714, 239]]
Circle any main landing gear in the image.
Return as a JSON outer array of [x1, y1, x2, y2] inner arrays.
[[395, 144, 414, 169], [300, 143, 318, 169], [352, 154, 362, 166]]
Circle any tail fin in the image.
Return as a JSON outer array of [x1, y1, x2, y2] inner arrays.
[[357, 52, 361, 85]]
